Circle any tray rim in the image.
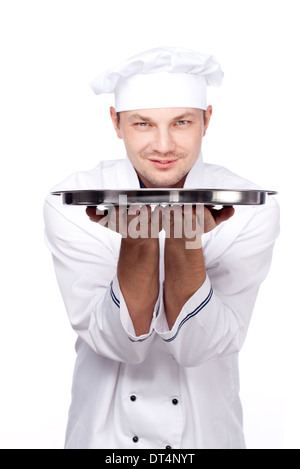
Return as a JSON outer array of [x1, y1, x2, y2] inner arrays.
[[51, 188, 277, 206], [52, 188, 277, 194]]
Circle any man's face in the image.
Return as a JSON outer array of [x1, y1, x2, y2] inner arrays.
[[110, 106, 212, 188]]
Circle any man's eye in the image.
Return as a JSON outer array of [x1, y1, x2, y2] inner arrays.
[[136, 122, 150, 127], [176, 120, 189, 126]]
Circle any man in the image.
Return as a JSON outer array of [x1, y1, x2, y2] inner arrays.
[[44, 47, 279, 449]]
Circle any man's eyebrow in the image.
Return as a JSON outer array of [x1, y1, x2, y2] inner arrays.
[[127, 111, 197, 122], [172, 112, 196, 120], [128, 113, 153, 122]]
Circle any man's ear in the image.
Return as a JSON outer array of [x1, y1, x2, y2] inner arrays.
[[203, 105, 212, 136], [110, 107, 123, 139]]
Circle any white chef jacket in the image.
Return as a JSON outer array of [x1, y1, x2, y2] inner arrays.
[[44, 153, 279, 449]]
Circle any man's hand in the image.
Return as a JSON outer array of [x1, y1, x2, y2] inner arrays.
[[163, 204, 234, 328], [86, 204, 159, 337], [204, 206, 235, 233], [86, 204, 162, 239], [86, 203, 235, 333], [86, 204, 234, 239]]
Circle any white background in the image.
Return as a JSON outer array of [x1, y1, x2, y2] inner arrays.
[[0, 0, 299, 449]]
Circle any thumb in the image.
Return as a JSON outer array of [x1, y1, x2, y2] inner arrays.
[[213, 206, 235, 226]]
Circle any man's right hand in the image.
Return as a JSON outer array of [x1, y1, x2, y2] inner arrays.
[[86, 205, 162, 240]]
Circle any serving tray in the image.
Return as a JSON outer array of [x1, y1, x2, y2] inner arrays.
[[51, 189, 277, 206]]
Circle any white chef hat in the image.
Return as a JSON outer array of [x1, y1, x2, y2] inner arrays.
[[90, 47, 223, 112]]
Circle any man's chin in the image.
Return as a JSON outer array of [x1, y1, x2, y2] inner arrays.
[[141, 174, 187, 189]]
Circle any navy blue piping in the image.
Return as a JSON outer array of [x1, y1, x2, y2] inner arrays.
[[110, 281, 120, 308], [110, 280, 153, 342], [163, 286, 213, 343], [128, 329, 155, 343]]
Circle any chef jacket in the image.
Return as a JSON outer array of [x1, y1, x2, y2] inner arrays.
[[44, 153, 279, 449]]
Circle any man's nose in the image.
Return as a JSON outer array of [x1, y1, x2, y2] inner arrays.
[[151, 128, 176, 155]]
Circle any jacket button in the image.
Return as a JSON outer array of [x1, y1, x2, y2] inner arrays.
[[132, 436, 139, 443], [172, 398, 179, 405], [130, 395, 137, 401], [166, 445, 172, 449]]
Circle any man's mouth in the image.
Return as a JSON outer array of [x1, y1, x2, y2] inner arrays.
[[149, 159, 178, 169]]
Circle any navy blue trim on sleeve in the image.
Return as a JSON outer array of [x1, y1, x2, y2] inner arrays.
[[162, 286, 213, 343], [128, 329, 155, 343], [110, 281, 120, 308]]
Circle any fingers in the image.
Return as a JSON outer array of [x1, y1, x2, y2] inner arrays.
[[86, 206, 108, 223], [86, 204, 235, 237], [86, 206, 99, 222], [86, 204, 154, 237], [213, 206, 235, 226], [206, 206, 235, 226]]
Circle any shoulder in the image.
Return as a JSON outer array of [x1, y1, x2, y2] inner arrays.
[[203, 163, 262, 190], [48, 158, 127, 192], [201, 163, 280, 255], [43, 157, 134, 251], [202, 161, 280, 225], [43, 160, 124, 253]]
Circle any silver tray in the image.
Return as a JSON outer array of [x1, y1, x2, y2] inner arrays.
[[51, 189, 277, 206]]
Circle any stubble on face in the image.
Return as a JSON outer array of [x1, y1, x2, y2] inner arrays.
[[138, 163, 189, 188], [113, 107, 210, 189]]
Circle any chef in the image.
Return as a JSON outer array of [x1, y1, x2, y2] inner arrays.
[[44, 47, 280, 449]]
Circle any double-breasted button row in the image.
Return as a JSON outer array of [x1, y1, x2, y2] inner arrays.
[[130, 395, 179, 405], [133, 436, 172, 448], [130, 395, 179, 447]]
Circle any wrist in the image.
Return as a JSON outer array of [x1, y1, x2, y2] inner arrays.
[[121, 236, 159, 248], [165, 234, 202, 251]]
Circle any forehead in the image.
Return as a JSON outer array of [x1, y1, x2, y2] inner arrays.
[[121, 108, 203, 122]]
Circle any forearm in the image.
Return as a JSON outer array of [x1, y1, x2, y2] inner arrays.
[[117, 237, 160, 336], [164, 238, 206, 329]]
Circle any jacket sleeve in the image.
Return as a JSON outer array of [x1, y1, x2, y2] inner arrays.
[[154, 198, 280, 367], [43, 196, 157, 364]]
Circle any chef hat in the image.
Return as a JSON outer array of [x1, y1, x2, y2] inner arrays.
[[90, 47, 223, 112]]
